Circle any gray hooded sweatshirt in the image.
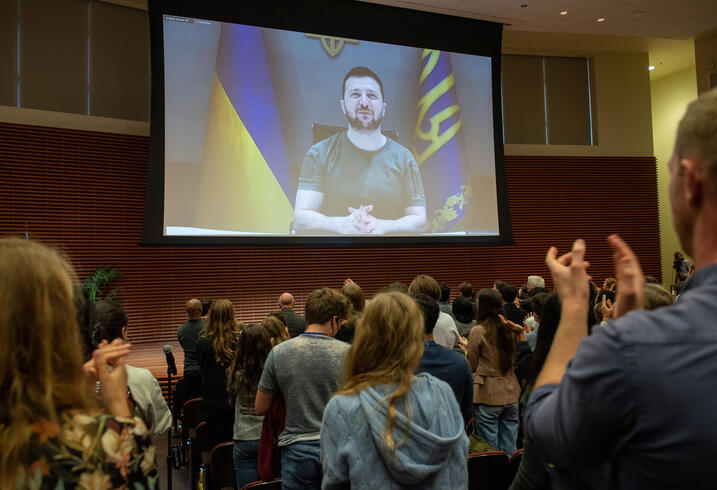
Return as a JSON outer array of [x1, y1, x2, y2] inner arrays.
[[320, 373, 469, 489]]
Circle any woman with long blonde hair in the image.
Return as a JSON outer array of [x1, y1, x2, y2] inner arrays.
[[197, 298, 239, 447], [0, 238, 156, 489], [320, 292, 468, 489]]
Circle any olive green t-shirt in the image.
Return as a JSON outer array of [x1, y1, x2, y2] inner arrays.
[[298, 132, 426, 221]]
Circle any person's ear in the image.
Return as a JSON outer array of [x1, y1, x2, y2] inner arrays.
[[340, 99, 346, 115], [682, 157, 704, 208], [382, 102, 386, 117], [122, 325, 128, 341]]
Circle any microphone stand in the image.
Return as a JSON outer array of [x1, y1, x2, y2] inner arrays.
[[166, 365, 174, 490]]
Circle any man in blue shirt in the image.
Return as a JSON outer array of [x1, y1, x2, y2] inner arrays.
[[525, 89, 717, 489], [413, 293, 473, 423]]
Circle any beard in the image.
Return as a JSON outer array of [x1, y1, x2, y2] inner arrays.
[[346, 110, 383, 131]]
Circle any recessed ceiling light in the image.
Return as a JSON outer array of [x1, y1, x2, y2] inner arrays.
[[596, 17, 606, 22], [648, 65, 655, 71], [560, 10, 568, 15]]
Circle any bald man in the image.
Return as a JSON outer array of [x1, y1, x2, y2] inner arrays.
[[279, 292, 306, 338], [177, 298, 205, 398]]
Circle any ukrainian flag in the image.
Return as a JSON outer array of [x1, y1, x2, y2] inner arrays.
[[195, 24, 294, 233], [412, 50, 471, 233]]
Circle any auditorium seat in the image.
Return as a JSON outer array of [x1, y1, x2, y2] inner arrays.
[[240, 480, 281, 490], [507, 448, 523, 487], [210, 442, 237, 490], [468, 451, 509, 490]]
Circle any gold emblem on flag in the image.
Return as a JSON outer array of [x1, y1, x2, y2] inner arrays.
[[306, 34, 359, 58]]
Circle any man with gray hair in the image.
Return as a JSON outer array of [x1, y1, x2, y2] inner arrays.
[[525, 89, 717, 488], [526, 275, 545, 292]]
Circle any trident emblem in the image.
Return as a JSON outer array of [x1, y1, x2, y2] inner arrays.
[[306, 34, 359, 58]]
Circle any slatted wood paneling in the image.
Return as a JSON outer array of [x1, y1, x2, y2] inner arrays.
[[0, 122, 661, 350]]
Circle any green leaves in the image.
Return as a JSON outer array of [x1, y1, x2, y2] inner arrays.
[[82, 267, 123, 302]]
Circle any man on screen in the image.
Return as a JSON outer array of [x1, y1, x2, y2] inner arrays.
[[293, 66, 427, 235]]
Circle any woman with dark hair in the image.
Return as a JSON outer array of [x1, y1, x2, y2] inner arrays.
[[452, 295, 476, 337], [197, 298, 239, 447], [94, 299, 172, 437], [262, 314, 290, 344], [227, 323, 274, 488], [510, 294, 609, 490], [467, 288, 524, 455], [335, 280, 366, 344], [321, 292, 468, 488], [0, 238, 156, 488]]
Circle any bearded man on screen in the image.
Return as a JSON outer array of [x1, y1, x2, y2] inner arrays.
[[293, 66, 427, 235]]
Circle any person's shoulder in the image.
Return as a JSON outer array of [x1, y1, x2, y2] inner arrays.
[[125, 364, 155, 382], [383, 136, 413, 157], [325, 391, 360, 414], [414, 372, 456, 399], [309, 131, 346, 155]]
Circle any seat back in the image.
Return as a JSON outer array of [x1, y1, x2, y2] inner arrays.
[[173, 378, 187, 426], [182, 397, 204, 443], [210, 441, 236, 490], [507, 448, 523, 487], [240, 480, 282, 490], [467, 451, 509, 490]]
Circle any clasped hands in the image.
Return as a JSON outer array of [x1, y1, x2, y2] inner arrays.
[[546, 234, 644, 319], [344, 204, 386, 234], [83, 338, 132, 417]]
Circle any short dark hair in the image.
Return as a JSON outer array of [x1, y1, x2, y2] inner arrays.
[[94, 299, 128, 344], [439, 284, 450, 303], [411, 293, 440, 335], [304, 288, 349, 326], [500, 284, 518, 303], [342, 66, 384, 99], [452, 296, 474, 324], [458, 282, 473, 298]]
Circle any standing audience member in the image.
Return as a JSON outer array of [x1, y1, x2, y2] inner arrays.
[[279, 292, 306, 338], [177, 298, 205, 398], [227, 323, 274, 489], [94, 300, 172, 437], [321, 292, 469, 489], [197, 299, 239, 447], [256, 288, 350, 490], [409, 275, 464, 353], [263, 314, 290, 344], [335, 279, 365, 344], [439, 283, 455, 319], [467, 288, 524, 455], [414, 293, 474, 423], [500, 283, 529, 326], [459, 281, 479, 319], [452, 295, 477, 337], [525, 292, 551, 352], [0, 238, 157, 488], [525, 89, 717, 488]]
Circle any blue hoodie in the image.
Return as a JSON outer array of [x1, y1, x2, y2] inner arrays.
[[320, 373, 469, 489]]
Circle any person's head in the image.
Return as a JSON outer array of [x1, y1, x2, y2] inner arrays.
[[439, 284, 451, 303], [644, 275, 659, 284], [411, 293, 440, 335], [499, 283, 518, 304], [203, 299, 238, 366], [602, 278, 617, 291], [338, 292, 424, 452], [529, 292, 551, 323], [643, 283, 674, 310], [452, 295, 475, 324], [341, 281, 365, 315], [186, 298, 202, 319], [94, 299, 129, 344], [226, 323, 273, 398], [200, 298, 213, 316], [527, 275, 545, 292], [670, 88, 717, 257], [459, 282, 474, 298], [0, 239, 94, 485], [340, 66, 386, 131], [262, 314, 289, 344], [304, 288, 349, 334], [384, 281, 408, 293], [278, 292, 294, 310], [476, 288, 516, 374], [408, 274, 441, 302]]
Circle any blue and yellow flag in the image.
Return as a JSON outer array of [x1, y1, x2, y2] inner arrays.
[[195, 24, 294, 233], [413, 50, 471, 233]]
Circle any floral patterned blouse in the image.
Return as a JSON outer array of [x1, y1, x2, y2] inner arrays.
[[9, 412, 158, 489]]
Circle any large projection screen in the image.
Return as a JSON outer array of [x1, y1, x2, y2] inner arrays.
[[144, 0, 511, 246]]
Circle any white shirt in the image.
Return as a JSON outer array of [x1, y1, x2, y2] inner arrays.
[[126, 364, 172, 436], [432, 311, 461, 350]]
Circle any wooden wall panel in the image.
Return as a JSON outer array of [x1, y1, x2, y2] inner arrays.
[[0, 122, 661, 345]]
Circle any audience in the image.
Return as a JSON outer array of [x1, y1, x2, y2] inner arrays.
[[452, 295, 476, 337], [227, 323, 273, 489], [197, 298, 239, 447], [263, 313, 290, 344], [0, 238, 157, 488], [525, 89, 717, 489], [525, 292, 551, 351], [413, 293, 474, 423], [177, 297, 205, 398], [278, 292, 307, 338], [439, 283, 455, 319], [409, 275, 464, 353], [256, 288, 350, 490], [467, 288, 525, 455], [94, 299, 172, 437], [459, 281, 479, 318], [499, 283, 529, 326], [321, 292, 469, 489]]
